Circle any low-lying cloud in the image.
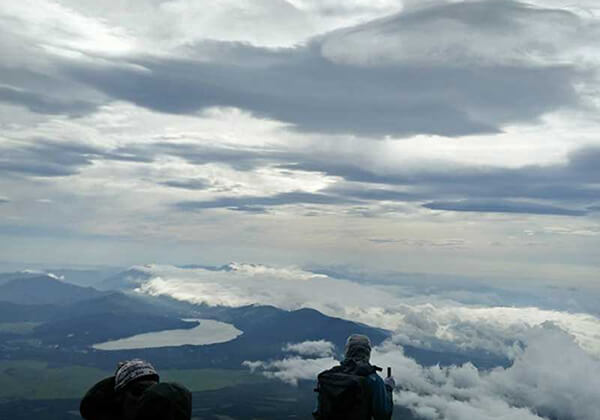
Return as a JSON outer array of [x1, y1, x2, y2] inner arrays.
[[283, 340, 336, 358], [246, 327, 600, 419], [133, 264, 600, 359], [243, 355, 336, 386]]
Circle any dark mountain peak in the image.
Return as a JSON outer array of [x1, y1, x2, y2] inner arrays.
[[64, 291, 166, 316], [0, 275, 105, 305]]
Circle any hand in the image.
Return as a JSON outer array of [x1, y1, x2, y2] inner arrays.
[[384, 376, 395, 390]]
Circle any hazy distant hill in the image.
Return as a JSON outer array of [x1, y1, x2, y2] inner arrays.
[[0, 275, 106, 305], [47, 268, 123, 288], [97, 267, 151, 290], [65, 292, 175, 317], [0, 292, 176, 324], [0, 275, 196, 347], [0, 271, 45, 286]]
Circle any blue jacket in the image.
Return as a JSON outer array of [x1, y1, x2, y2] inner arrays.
[[366, 372, 394, 420]]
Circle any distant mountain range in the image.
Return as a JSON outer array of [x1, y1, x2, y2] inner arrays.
[[0, 271, 390, 369], [97, 267, 152, 291], [0, 269, 509, 372]]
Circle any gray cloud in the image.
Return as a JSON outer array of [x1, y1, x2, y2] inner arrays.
[[423, 199, 586, 216], [1, 0, 597, 220], [0, 141, 98, 177], [147, 142, 277, 171], [4, 136, 595, 216], [161, 179, 210, 191], [175, 191, 359, 213], [298, 146, 600, 215], [59, 1, 586, 137], [369, 238, 466, 248], [297, 145, 600, 190], [147, 143, 598, 215], [0, 86, 97, 116], [0, 197, 9, 204], [0, 140, 152, 178]]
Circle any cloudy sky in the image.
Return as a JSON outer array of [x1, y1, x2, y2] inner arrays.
[[1, 0, 599, 287]]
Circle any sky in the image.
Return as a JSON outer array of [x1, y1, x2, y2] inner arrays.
[[1, 0, 599, 287]]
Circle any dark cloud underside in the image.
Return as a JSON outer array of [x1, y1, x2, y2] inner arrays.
[[0, 86, 97, 116], [55, 1, 588, 137], [64, 52, 578, 137], [0, 141, 153, 177], [423, 200, 586, 216], [3, 136, 597, 215], [175, 191, 360, 213], [0, 0, 596, 218]]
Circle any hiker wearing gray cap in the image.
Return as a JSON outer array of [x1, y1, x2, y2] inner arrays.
[[80, 359, 191, 420], [313, 334, 394, 420]]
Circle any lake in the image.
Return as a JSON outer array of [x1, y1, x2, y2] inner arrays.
[[92, 319, 243, 350]]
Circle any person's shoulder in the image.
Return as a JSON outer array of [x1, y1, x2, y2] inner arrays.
[[80, 376, 118, 420], [135, 382, 192, 420], [366, 372, 385, 386]]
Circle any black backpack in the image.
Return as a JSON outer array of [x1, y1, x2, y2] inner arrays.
[[314, 361, 380, 420]]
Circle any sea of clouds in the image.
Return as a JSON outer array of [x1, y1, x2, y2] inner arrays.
[[133, 264, 600, 357], [245, 329, 600, 420], [131, 263, 600, 419]]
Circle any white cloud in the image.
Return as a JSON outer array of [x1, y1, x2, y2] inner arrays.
[[246, 326, 600, 420], [244, 339, 337, 385], [0, 0, 136, 56], [46, 0, 402, 50], [243, 355, 336, 386], [133, 264, 600, 359], [283, 340, 336, 357], [382, 326, 600, 420], [320, 0, 600, 68]]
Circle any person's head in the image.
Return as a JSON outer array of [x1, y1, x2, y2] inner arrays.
[[344, 334, 372, 363], [114, 359, 160, 420]]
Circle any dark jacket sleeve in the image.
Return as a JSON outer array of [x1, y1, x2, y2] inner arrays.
[[367, 373, 393, 420], [80, 376, 119, 420], [135, 382, 192, 420]]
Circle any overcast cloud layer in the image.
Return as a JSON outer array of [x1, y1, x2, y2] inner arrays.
[[2, 4, 600, 419], [1, 2, 599, 289]]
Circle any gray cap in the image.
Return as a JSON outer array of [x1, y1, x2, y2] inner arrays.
[[114, 359, 159, 392], [344, 334, 372, 361]]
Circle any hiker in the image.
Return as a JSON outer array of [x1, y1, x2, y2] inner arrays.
[[80, 359, 191, 420], [313, 334, 394, 420]]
